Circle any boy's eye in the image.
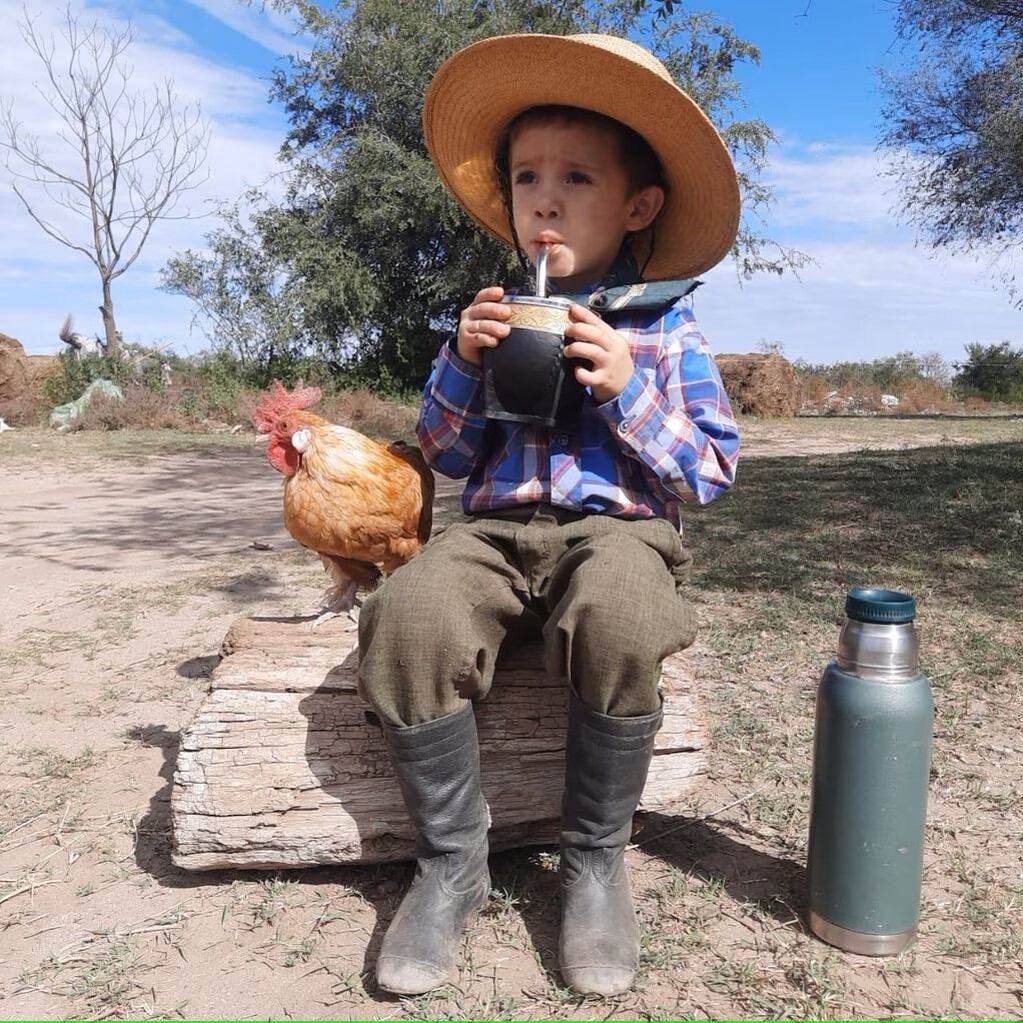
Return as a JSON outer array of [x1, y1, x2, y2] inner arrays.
[[513, 171, 536, 185], [567, 171, 591, 184]]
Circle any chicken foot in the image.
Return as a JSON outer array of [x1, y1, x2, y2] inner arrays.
[[312, 554, 381, 629], [311, 577, 361, 629]]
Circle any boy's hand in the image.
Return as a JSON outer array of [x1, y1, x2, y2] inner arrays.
[[457, 286, 510, 367], [564, 303, 635, 404]]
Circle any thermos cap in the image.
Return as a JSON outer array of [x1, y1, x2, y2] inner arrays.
[[845, 587, 916, 625]]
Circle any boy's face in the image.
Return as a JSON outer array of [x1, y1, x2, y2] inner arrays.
[[508, 118, 663, 289]]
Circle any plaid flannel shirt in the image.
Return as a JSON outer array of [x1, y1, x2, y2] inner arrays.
[[416, 294, 739, 530]]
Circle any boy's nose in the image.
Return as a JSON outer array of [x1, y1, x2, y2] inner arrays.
[[534, 190, 561, 219]]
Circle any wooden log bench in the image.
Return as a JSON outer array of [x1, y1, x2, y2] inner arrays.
[[170, 615, 708, 870]]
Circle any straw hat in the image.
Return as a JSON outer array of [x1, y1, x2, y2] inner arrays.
[[423, 33, 740, 279]]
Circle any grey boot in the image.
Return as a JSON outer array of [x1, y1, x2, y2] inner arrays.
[[559, 690, 662, 996], [375, 703, 491, 995]]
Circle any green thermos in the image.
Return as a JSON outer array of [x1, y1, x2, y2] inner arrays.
[[806, 587, 933, 955]]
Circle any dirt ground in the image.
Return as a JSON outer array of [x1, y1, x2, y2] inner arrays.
[[1, 417, 1021, 1020]]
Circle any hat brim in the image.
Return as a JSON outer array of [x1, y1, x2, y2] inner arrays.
[[423, 33, 740, 279]]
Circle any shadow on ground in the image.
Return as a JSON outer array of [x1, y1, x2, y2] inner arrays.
[[686, 442, 1023, 615]]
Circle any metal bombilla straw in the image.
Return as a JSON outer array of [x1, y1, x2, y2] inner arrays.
[[535, 243, 549, 299]]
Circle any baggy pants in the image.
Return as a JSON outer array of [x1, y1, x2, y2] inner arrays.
[[357, 503, 697, 728]]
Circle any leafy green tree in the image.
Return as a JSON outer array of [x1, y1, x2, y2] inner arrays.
[[879, 1, 1023, 301], [162, 195, 308, 381], [953, 341, 1023, 400], [168, 0, 804, 390]]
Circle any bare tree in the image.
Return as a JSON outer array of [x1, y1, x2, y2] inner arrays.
[[0, 4, 209, 355]]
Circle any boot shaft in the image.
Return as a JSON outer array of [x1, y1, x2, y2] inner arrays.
[[561, 690, 663, 851]]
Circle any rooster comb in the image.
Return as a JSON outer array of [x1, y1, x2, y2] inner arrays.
[[253, 379, 322, 433]]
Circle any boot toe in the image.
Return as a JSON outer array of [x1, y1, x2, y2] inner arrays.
[[376, 954, 449, 995], [561, 964, 636, 996]]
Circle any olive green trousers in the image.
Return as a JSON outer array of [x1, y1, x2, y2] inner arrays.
[[357, 503, 696, 728]]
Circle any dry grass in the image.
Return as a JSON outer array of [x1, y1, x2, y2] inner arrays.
[[234, 385, 421, 442], [72, 387, 190, 431]]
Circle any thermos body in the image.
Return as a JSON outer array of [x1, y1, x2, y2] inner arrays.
[[806, 589, 934, 956]]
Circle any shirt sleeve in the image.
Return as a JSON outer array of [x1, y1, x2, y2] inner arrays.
[[415, 339, 490, 479], [596, 302, 740, 505]]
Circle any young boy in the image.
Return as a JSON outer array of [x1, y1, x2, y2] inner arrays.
[[357, 32, 740, 998]]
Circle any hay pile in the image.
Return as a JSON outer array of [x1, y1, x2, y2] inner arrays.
[[0, 333, 29, 405], [27, 354, 59, 384], [715, 352, 802, 417], [1, 334, 61, 423]]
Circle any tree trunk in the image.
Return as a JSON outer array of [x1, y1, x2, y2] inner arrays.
[[171, 615, 709, 870], [100, 277, 120, 356]]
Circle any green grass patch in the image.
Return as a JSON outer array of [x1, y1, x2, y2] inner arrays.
[[687, 442, 1023, 619]]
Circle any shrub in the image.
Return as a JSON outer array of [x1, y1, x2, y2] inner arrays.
[[953, 342, 1023, 402], [318, 388, 420, 441], [71, 385, 187, 431], [897, 378, 958, 413], [794, 350, 960, 413], [1, 385, 49, 426]]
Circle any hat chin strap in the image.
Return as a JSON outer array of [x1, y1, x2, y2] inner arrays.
[[626, 225, 656, 280], [500, 192, 534, 282]]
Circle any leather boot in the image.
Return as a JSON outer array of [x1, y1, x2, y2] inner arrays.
[[375, 703, 491, 995], [559, 690, 662, 996]]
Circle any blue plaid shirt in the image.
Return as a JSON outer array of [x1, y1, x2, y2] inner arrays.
[[417, 295, 739, 530]]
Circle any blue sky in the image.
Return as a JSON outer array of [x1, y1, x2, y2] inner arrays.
[[1, 0, 1019, 368]]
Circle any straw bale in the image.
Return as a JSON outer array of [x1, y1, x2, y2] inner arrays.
[[715, 352, 801, 417], [0, 333, 29, 404]]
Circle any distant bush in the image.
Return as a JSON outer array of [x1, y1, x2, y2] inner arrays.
[[318, 388, 420, 441], [794, 349, 962, 413], [72, 385, 188, 431], [897, 378, 958, 413], [794, 350, 949, 393], [33, 344, 421, 434], [953, 342, 1023, 402]]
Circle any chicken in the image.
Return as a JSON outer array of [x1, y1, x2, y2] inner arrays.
[[253, 380, 434, 625]]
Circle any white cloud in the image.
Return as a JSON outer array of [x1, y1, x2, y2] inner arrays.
[[698, 138, 1022, 363], [762, 142, 901, 230], [186, 0, 310, 58]]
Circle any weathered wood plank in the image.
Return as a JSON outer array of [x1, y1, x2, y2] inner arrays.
[[171, 615, 707, 870]]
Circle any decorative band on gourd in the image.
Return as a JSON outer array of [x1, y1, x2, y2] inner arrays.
[[504, 298, 571, 333]]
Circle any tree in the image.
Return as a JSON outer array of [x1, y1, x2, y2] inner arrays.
[[953, 341, 1023, 400], [169, 0, 804, 390], [879, 1, 1023, 300], [0, 5, 209, 355], [917, 350, 953, 386], [161, 194, 307, 381]]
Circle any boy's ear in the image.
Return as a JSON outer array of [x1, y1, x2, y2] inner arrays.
[[625, 185, 665, 232]]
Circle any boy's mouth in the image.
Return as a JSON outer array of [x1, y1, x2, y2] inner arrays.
[[534, 233, 563, 247]]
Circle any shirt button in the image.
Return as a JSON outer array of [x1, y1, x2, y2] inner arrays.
[[555, 433, 569, 446], [618, 418, 632, 434]]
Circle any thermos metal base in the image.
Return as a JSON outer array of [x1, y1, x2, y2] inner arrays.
[[808, 911, 916, 956]]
